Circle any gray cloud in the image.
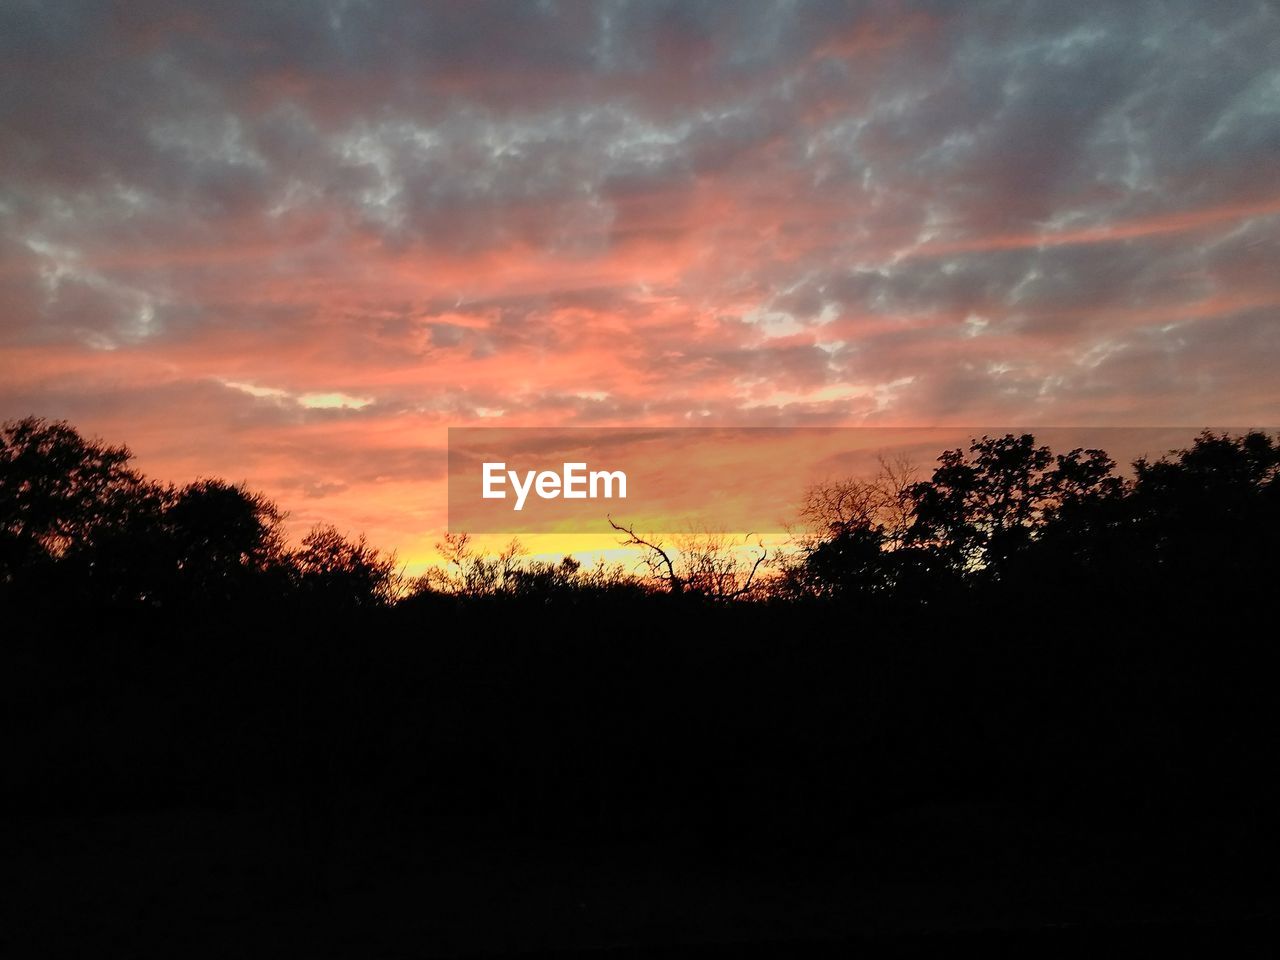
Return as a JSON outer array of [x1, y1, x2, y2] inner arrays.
[[1, 0, 1277, 480]]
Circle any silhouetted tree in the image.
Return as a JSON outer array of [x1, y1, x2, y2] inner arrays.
[[783, 455, 919, 600], [607, 517, 768, 599], [1, 417, 355, 607], [292, 524, 400, 607], [798, 454, 919, 546], [506, 554, 587, 599], [7, 415, 1276, 619], [160, 479, 289, 604], [0, 417, 164, 599], [792, 522, 891, 599], [416, 532, 525, 596], [1126, 430, 1280, 584], [904, 435, 1126, 578]]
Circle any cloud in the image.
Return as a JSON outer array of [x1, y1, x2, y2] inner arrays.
[[1, 0, 1276, 562]]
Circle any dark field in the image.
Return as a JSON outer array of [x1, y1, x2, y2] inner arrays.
[[4, 424, 1279, 954]]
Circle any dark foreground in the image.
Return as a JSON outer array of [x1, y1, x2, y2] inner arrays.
[[5, 590, 1278, 956], [6, 803, 1277, 956], [4, 424, 1278, 953]]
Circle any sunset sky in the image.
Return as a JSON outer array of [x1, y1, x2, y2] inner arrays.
[[2, 1, 1277, 570]]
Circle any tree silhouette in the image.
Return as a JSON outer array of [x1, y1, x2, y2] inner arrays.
[[6, 414, 1276, 612], [6, 415, 1280, 953], [161, 479, 288, 604], [607, 517, 768, 599], [1126, 430, 1280, 582], [1, 416, 149, 589], [292, 524, 401, 607], [784, 455, 920, 600], [904, 434, 1126, 578], [792, 521, 891, 599]]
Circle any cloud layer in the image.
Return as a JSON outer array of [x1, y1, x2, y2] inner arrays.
[[2, 0, 1277, 562]]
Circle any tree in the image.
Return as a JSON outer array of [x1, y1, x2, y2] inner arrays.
[[905, 434, 1123, 576], [783, 454, 920, 600], [0, 417, 149, 584], [791, 522, 892, 599], [607, 517, 768, 600], [162, 479, 288, 602], [1126, 430, 1280, 580], [797, 453, 919, 548], [292, 525, 401, 607], [415, 532, 524, 597]]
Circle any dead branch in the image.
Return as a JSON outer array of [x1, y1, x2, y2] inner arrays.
[[607, 515, 684, 594]]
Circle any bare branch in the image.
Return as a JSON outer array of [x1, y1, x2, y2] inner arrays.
[[608, 515, 683, 593], [723, 540, 769, 600]]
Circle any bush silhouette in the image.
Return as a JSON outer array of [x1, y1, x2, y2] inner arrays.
[[5, 416, 1280, 951]]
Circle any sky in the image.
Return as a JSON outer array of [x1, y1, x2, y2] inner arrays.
[[2, 1, 1278, 569]]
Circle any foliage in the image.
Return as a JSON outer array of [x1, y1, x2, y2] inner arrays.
[[292, 524, 401, 607], [3, 416, 1277, 611]]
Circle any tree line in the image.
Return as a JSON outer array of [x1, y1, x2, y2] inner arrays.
[[4, 415, 1276, 610], [6, 416, 1279, 945]]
